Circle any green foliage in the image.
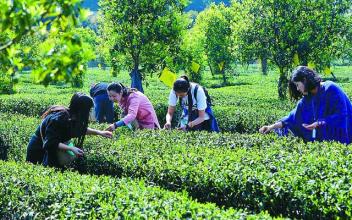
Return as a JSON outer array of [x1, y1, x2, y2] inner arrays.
[[177, 12, 206, 82], [0, 0, 94, 91], [237, 0, 352, 99], [98, 0, 188, 81], [1, 113, 352, 218], [1, 67, 352, 218], [18, 33, 42, 67], [195, 3, 237, 84], [33, 29, 95, 87], [0, 93, 288, 133], [0, 161, 272, 219]]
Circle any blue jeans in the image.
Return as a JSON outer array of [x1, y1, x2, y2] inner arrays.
[[94, 94, 114, 123]]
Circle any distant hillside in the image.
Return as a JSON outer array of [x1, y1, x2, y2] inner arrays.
[[82, 0, 230, 12]]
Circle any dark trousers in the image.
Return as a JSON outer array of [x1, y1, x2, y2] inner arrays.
[[26, 135, 44, 164], [94, 94, 114, 123], [188, 119, 211, 132]]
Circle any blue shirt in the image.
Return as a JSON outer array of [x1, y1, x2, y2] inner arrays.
[[281, 81, 352, 144], [90, 83, 109, 98]]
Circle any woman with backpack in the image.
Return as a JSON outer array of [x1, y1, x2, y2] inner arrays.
[[164, 76, 219, 132], [105, 82, 160, 131], [26, 92, 112, 168]]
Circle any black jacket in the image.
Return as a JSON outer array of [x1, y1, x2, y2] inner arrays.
[[35, 111, 71, 151]]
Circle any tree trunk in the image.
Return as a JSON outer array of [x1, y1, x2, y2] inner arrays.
[[130, 66, 144, 93], [261, 57, 268, 75], [208, 60, 215, 77], [111, 60, 118, 77], [221, 68, 227, 85], [278, 68, 288, 100]]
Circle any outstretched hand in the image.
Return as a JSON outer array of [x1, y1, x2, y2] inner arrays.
[[99, 130, 113, 138], [177, 126, 187, 131], [106, 124, 116, 132], [72, 147, 84, 157], [259, 125, 272, 134], [163, 122, 171, 130]]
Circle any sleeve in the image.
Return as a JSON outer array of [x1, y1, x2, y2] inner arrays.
[[89, 84, 97, 97], [89, 87, 94, 97], [122, 96, 140, 125], [318, 84, 348, 126], [42, 119, 64, 151], [280, 101, 302, 128], [168, 90, 178, 107], [195, 87, 207, 111], [114, 120, 125, 128]]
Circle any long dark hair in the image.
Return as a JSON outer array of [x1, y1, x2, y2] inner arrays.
[[41, 93, 93, 148], [107, 82, 136, 97], [289, 66, 322, 100], [68, 92, 94, 148], [173, 75, 190, 93]]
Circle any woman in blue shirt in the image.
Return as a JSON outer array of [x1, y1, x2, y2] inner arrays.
[[259, 66, 352, 144]]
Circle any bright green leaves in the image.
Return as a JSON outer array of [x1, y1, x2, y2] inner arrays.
[[237, 0, 352, 98], [98, 0, 187, 79], [0, 0, 94, 93]]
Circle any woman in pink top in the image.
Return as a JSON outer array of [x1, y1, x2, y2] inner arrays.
[[106, 82, 160, 131]]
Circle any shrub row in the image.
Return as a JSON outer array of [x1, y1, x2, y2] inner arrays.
[[1, 114, 351, 219], [0, 95, 287, 133], [0, 161, 274, 219]]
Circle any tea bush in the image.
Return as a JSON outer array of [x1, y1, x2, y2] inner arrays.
[[1, 114, 351, 219], [0, 160, 274, 219]]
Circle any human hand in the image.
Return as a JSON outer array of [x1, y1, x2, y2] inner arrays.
[[163, 122, 172, 130], [259, 125, 272, 134], [106, 123, 116, 132], [71, 147, 84, 157], [99, 130, 113, 138], [302, 122, 318, 131], [187, 121, 194, 128], [177, 126, 187, 131]]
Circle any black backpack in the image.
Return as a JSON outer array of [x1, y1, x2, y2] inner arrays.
[[178, 84, 213, 120], [193, 84, 212, 106]]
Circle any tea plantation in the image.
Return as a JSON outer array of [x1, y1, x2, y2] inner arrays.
[[1, 66, 352, 219]]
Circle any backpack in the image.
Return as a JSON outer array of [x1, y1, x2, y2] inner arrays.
[[178, 84, 212, 107], [177, 84, 219, 132], [194, 84, 213, 106]]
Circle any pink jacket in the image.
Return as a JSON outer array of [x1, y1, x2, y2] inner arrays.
[[119, 91, 160, 129]]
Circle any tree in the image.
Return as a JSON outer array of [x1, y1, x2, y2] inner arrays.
[[98, 0, 188, 93], [232, 1, 270, 75], [175, 11, 206, 82], [196, 3, 237, 84], [0, 0, 92, 93], [33, 28, 95, 87], [238, 0, 351, 99]]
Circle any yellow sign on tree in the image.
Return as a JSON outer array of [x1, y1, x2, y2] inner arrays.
[[218, 61, 225, 71], [308, 62, 316, 69], [323, 67, 332, 75], [159, 67, 177, 88], [191, 61, 200, 73], [293, 53, 300, 66]]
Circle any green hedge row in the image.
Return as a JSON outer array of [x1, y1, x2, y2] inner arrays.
[[0, 95, 287, 133], [0, 161, 274, 219], [1, 114, 351, 219]]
